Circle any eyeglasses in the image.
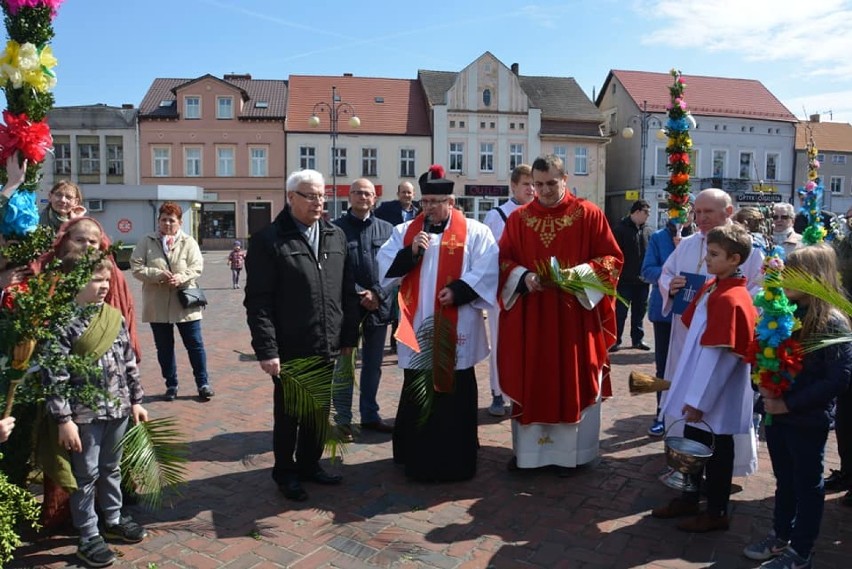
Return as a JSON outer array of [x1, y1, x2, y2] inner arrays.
[[420, 198, 450, 207], [772, 215, 791, 220], [293, 191, 326, 203]]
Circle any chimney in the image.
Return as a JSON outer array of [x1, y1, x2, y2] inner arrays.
[[809, 113, 821, 123], [343, 73, 353, 77], [121, 103, 134, 109], [223, 73, 251, 81], [511, 63, 519, 75]]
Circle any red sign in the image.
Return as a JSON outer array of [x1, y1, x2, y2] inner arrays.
[[324, 184, 384, 197], [117, 218, 133, 233]]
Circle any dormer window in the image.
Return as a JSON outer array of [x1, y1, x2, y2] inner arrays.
[[159, 100, 172, 108], [254, 101, 269, 109]]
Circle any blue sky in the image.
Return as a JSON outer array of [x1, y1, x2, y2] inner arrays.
[[41, 0, 852, 123]]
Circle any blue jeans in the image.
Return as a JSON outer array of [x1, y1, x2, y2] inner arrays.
[[150, 320, 209, 390], [333, 324, 387, 425], [765, 421, 829, 558], [69, 417, 128, 540]]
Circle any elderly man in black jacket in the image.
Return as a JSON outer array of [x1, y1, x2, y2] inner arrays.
[[244, 169, 360, 502], [332, 179, 394, 438], [611, 199, 653, 352]]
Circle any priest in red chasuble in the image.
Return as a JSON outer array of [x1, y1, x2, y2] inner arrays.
[[498, 154, 623, 471], [378, 165, 498, 482]]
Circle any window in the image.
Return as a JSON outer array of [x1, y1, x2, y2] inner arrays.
[[519, 123, 524, 130], [153, 147, 170, 177], [688, 149, 700, 178], [333, 147, 347, 177], [480, 122, 486, 129], [106, 136, 123, 176], [449, 142, 464, 172], [480, 143, 494, 172], [553, 145, 568, 167], [184, 96, 200, 119], [766, 153, 779, 181], [656, 148, 668, 177], [830, 176, 844, 195], [250, 147, 268, 177], [217, 96, 233, 119], [509, 144, 524, 171], [459, 121, 465, 128], [400, 148, 415, 177], [216, 146, 235, 176], [185, 147, 202, 177], [833, 155, 848, 165], [816, 153, 825, 163], [53, 137, 71, 175], [510, 122, 515, 130], [483, 89, 492, 106], [449, 120, 456, 128], [78, 138, 100, 175], [739, 152, 753, 179], [361, 147, 377, 177], [299, 146, 316, 170], [712, 150, 727, 178], [574, 147, 588, 175], [489, 122, 495, 129]]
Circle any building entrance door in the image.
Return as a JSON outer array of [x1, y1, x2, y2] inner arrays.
[[247, 202, 271, 238]]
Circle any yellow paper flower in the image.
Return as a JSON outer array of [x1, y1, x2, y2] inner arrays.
[[768, 321, 778, 330], [763, 347, 775, 358], [764, 291, 774, 301]]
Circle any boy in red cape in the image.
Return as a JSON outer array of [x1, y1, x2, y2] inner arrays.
[[652, 223, 757, 532]]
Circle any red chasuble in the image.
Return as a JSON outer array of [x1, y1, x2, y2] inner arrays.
[[497, 193, 623, 425], [681, 276, 756, 357]]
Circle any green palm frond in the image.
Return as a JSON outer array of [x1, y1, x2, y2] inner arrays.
[[781, 267, 852, 352], [402, 315, 457, 427], [535, 257, 627, 306], [278, 356, 337, 451], [119, 417, 188, 510]]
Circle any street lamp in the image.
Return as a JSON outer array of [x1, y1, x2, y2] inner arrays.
[[622, 100, 667, 200], [308, 85, 361, 219]]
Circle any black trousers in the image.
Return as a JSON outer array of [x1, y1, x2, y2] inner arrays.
[[615, 282, 650, 345], [270, 365, 331, 484], [835, 386, 852, 472], [682, 425, 735, 517]]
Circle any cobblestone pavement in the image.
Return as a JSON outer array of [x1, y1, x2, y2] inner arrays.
[[11, 251, 852, 568]]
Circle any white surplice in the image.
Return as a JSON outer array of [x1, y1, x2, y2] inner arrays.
[[377, 215, 499, 370]]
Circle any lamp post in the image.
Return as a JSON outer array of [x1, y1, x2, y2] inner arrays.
[[308, 85, 360, 219], [622, 100, 667, 200]]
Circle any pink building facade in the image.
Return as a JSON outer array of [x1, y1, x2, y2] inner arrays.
[[138, 73, 287, 249]]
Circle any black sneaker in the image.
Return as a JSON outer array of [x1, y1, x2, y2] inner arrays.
[[103, 515, 147, 543], [77, 536, 115, 567], [164, 387, 177, 401], [198, 385, 215, 400]]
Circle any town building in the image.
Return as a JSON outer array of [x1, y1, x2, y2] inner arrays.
[[597, 70, 799, 227], [138, 73, 287, 249], [794, 115, 852, 215], [285, 74, 431, 219], [419, 52, 607, 220]]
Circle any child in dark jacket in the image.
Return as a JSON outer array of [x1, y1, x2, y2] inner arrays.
[[744, 244, 852, 569]]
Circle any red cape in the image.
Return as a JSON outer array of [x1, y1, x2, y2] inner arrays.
[[682, 276, 756, 357]]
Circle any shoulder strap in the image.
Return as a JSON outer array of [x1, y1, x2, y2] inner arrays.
[[497, 207, 508, 222]]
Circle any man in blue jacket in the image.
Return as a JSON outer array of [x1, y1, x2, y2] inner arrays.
[[333, 179, 395, 438]]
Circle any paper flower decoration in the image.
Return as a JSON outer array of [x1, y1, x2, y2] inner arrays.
[[663, 69, 695, 225]]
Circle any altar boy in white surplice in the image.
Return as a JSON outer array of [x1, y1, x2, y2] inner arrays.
[[652, 223, 757, 533]]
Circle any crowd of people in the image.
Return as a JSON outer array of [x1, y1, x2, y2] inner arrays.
[[2, 152, 852, 568]]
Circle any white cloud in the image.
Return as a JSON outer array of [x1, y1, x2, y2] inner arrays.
[[640, 0, 852, 79]]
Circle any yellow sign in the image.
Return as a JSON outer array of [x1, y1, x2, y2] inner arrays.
[[625, 190, 640, 201], [752, 184, 777, 193]]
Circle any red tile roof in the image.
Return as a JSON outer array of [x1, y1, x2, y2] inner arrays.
[[795, 120, 852, 152], [601, 70, 797, 122], [286, 75, 431, 136]]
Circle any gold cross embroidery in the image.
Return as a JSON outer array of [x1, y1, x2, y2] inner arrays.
[[443, 233, 463, 255]]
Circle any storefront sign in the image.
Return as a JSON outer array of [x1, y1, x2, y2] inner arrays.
[[736, 192, 783, 203], [464, 184, 508, 197], [324, 184, 384, 197]]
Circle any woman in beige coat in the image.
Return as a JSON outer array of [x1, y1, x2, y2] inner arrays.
[[130, 201, 214, 401]]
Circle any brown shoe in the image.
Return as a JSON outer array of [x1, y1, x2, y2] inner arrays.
[[676, 512, 729, 533], [651, 498, 700, 519]]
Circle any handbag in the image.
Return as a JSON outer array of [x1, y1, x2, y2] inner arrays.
[[163, 240, 207, 309], [177, 286, 208, 309]]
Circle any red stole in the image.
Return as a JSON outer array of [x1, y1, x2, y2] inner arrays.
[[682, 276, 755, 357], [396, 208, 467, 392]]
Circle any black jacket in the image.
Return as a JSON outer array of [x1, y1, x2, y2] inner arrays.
[[612, 215, 652, 284], [374, 200, 419, 226], [244, 206, 360, 362], [333, 211, 394, 327], [774, 312, 852, 430]]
